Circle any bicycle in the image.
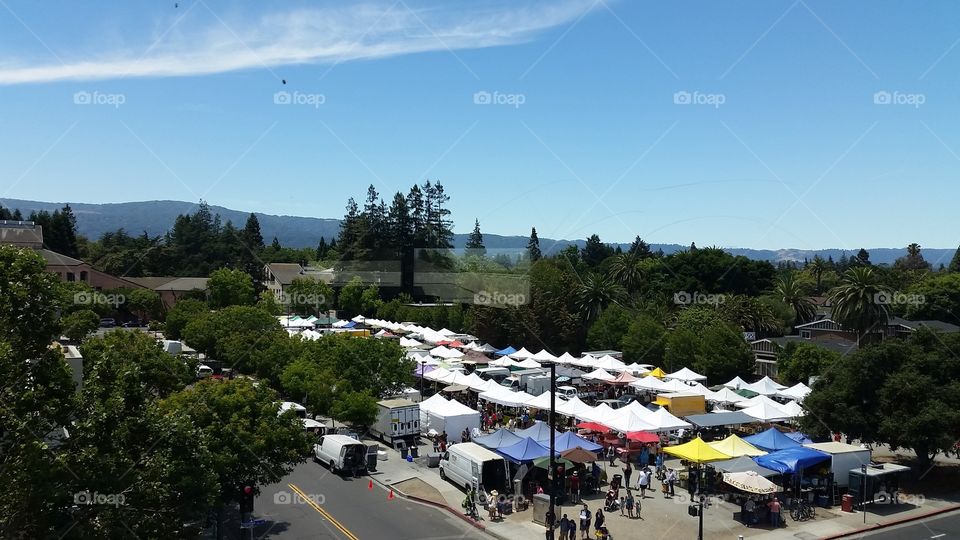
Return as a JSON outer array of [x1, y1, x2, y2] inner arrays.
[[789, 499, 816, 521]]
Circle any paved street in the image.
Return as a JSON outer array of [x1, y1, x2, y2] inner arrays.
[[858, 510, 960, 540], [247, 460, 482, 539]]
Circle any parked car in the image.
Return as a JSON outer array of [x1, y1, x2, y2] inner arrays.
[[122, 318, 142, 328], [557, 385, 579, 400], [99, 318, 116, 328]]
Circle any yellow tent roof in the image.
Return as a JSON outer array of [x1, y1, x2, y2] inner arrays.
[[649, 367, 666, 379], [708, 434, 767, 457], [662, 437, 732, 464]]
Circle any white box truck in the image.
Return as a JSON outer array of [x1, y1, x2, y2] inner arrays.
[[371, 398, 420, 448], [804, 442, 872, 487]]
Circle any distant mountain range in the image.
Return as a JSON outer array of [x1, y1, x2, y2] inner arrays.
[[2, 198, 954, 266]]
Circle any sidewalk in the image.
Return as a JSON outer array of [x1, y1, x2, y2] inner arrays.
[[366, 439, 960, 540]]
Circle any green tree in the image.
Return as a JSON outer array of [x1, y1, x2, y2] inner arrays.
[[663, 327, 699, 372], [575, 272, 624, 321], [257, 290, 283, 316], [527, 227, 542, 261], [183, 306, 284, 370], [586, 304, 634, 350], [694, 322, 755, 385], [949, 245, 960, 273], [338, 276, 366, 315], [332, 390, 379, 426], [894, 243, 931, 271], [607, 252, 644, 292], [774, 273, 816, 326], [61, 309, 100, 342], [828, 266, 891, 344], [776, 341, 839, 386], [809, 256, 828, 294], [582, 234, 613, 268], [620, 314, 666, 364], [905, 272, 960, 323], [163, 298, 208, 340], [126, 287, 163, 321], [207, 268, 255, 308], [465, 218, 486, 257], [360, 283, 382, 315], [286, 277, 333, 317]]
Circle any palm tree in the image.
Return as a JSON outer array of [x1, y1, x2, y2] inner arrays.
[[607, 252, 644, 292], [809, 256, 828, 294], [828, 266, 891, 345], [720, 295, 781, 335], [575, 272, 625, 321], [774, 273, 816, 325]]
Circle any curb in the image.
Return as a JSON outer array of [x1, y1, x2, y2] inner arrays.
[[368, 474, 489, 533], [820, 504, 960, 539]]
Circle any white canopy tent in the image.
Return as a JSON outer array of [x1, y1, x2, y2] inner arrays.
[[508, 347, 535, 360], [665, 367, 708, 382], [658, 379, 695, 393], [593, 355, 628, 372], [778, 382, 812, 402], [740, 400, 793, 422], [423, 367, 451, 382], [779, 400, 805, 417], [580, 402, 617, 425], [735, 394, 787, 410], [399, 337, 423, 348], [723, 376, 749, 390], [478, 386, 535, 407], [604, 409, 658, 433], [516, 358, 543, 369], [524, 392, 558, 410], [532, 349, 558, 362], [351, 315, 366, 323], [630, 376, 667, 392], [582, 368, 616, 382], [489, 357, 520, 368], [556, 396, 595, 419], [644, 407, 692, 431], [437, 328, 457, 337], [419, 395, 481, 438], [745, 377, 787, 396], [623, 363, 652, 376], [708, 387, 748, 404], [554, 352, 579, 365]]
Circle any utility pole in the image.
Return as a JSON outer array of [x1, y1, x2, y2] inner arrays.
[[547, 361, 556, 540]]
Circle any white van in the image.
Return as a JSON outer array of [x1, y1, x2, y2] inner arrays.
[[557, 385, 579, 400], [439, 442, 508, 494], [196, 365, 213, 379], [313, 434, 368, 475]]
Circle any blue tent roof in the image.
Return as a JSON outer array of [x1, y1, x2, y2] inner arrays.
[[343, 321, 357, 328], [554, 431, 603, 453], [473, 428, 525, 450], [754, 447, 831, 474], [744, 428, 803, 452], [495, 346, 517, 356], [496, 437, 553, 463], [517, 421, 562, 443], [785, 432, 813, 444]]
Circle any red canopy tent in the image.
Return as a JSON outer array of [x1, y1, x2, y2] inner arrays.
[[626, 431, 659, 443], [606, 371, 638, 386], [576, 422, 610, 432]]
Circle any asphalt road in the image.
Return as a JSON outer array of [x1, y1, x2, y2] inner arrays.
[[246, 460, 482, 540], [859, 510, 960, 539]]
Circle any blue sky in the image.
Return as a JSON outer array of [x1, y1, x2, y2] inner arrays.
[[1, 0, 958, 250]]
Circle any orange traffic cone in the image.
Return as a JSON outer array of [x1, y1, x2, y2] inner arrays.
[[388, 490, 395, 500], [368, 480, 373, 490]]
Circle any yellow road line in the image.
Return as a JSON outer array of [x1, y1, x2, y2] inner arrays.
[[287, 483, 360, 540]]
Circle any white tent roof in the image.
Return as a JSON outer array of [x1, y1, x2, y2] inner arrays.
[[779, 400, 805, 417], [644, 407, 693, 431], [470, 378, 502, 393], [532, 349, 558, 362], [478, 386, 535, 407], [685, 382, 714, 397], [461, 372, 489, 391], [740, 400, 793, 422], [430, 346, 464, 359], [556, 396, 595, 419], [516, 358, 543, 369], [735, 394, 786, 410], [658, 379, 695, 393], [665, 367, 707, 382], [778, 382, 812, 402], [582, 368, 616, 382], [723, 376, 749, 390], [508, 347, 535, 360], [745, 377, 786, 396], [351, 315, 366, 323], [622, 400, 653, 418], [331, 320, 351, 328], [399, 337, 423, 348], [419, 393, 450, 414], [594, 355, 627, 372], [580, 403, 617, 425], [472, 343, 498, 353], [489, 357, 520, 368], [524, 392, 558, 409], [708, 387, 748, 404], [630, 376, 667, 391], [423, 367, 451, 382], [623, 363, 652, 375], [604, 409, 658, 433], [554, 352, 579, 365], [438, 328, 457, 337], [569, 354, 597, 368]]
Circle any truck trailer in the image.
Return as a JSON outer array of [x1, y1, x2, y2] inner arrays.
[[371, 398, 421, 448]]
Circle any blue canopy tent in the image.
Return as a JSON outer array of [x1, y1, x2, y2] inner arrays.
[[517, 421, 562, 443], [342, 321, 357, 328], [754, 447, 831, 474], [494, 346, 517, 356], [473, 428, 525, 450], [744, 428, 803, 452], [554, 431, 603, 453], [496, 437, 554, 463], [785, 432, 813, 444]]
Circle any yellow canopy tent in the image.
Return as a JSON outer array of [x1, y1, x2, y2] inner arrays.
[[662, 437, 732, 463], [649, 367, 667, 379], [708, 434, 767, 457]]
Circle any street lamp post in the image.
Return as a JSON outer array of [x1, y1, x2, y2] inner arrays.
[[547, 361, 556, 540], [861, 464, 867, 524]]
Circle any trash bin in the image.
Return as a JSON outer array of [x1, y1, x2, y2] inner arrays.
[[410, 444, 419, 458], [399, 445, 409, 460], [841, 494, 854, 513], [427, 452, 441, 468]]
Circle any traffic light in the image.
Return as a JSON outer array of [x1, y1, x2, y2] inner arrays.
[[240, 485, 254, 513]]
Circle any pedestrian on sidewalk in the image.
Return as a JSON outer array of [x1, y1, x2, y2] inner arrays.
[[607, 445, 616, 466], [666, 468, 677, 498], [568, 516, 576, 540], [594, 509, 604, 533], [637, 467, 650, 498], [569, 471, 580, 504], [559, 514, 569, 540], [623, 461, 633, 489], [579, 505, 591, 539], [625, 490, 635, 519], [767, 497, 782, 528]]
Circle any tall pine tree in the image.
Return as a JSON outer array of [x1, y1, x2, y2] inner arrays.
[[949, 245, 960, 273], [527, 227, 541, 261], [465, 219, 485, 257]]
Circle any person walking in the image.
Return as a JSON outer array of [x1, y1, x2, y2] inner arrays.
[[579, 505, 591, 540], [637, 467, 650, 498], [607, 445, 616, 466], [767, 497, 782, 528], [569, 471, 580, 504], [625, 491, 635, 519], [559, 514, 569, 540], [594, 509, 604, 533], [568, 516, 576, 540], [623, 461, 633, 490]]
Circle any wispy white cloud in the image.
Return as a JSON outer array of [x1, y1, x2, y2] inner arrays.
[[0, 1, 600, 85]]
